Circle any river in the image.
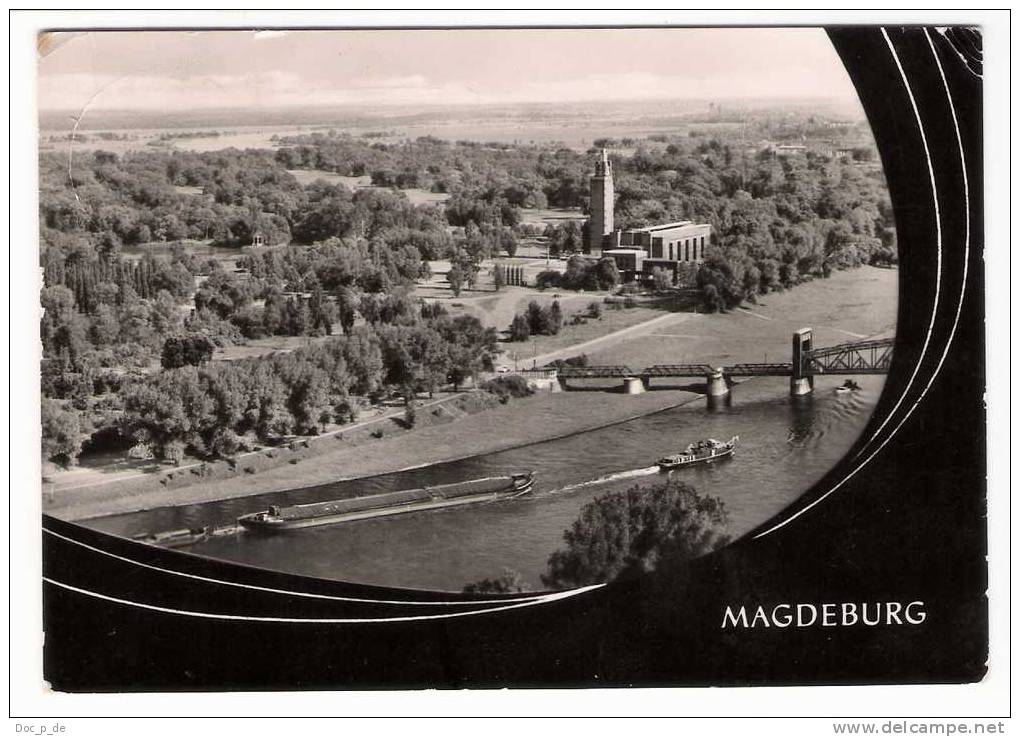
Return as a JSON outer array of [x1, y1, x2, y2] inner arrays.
[[84, 373, 884, 592]]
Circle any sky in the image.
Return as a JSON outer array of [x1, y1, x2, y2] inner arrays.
[[37, 27, 859, 112]]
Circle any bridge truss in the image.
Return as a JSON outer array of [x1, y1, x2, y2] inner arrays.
[[550, 336, 894, 382], [802, 337, 894, 375]]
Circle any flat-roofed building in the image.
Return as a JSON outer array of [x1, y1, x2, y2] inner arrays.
[[587, 151, 712, 284]]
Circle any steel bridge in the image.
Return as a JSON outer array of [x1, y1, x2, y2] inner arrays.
[[551, 329, 893, 397], [803, 337, 894, 375]]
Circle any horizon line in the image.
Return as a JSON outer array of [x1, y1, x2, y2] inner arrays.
[[37, 94, 860, 116]]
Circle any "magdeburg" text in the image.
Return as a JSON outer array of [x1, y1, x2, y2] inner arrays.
[[721, 601, 926, 628]]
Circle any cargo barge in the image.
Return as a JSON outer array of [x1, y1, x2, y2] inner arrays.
[[237, 471, 535, 532]]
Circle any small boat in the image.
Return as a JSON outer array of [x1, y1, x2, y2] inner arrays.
[[658, 436, 738, 471], [237, 472, 535, 532], [835, 379, 862, 394], [131, 526, 211, 548]]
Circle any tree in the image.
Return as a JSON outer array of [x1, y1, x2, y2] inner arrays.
[[403, 401, 417, 428], [40, 285, 87, 361], [526, 301, 551, 335], [542, 479, 731, 589], [549, 300, 563, 335], [592, 258, 621, 291], [308, 281, 337, 335], [41, 399, 86, 467], [493, 263, 506, 291], [262, 290, 286, 335], [120, 366, 213, 459], [336, 287, 360, 335], [161, 335, 215, 369], [208, 427, 248, 458], [285, 365, 331, 434], [509, 314, 531, 342], [447, 262, 464, 297]]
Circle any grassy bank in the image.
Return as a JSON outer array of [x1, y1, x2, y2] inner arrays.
[[51, 388, 703, 521]]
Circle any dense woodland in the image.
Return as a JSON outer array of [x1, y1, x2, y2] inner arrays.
[[39, 114, 896, 467]]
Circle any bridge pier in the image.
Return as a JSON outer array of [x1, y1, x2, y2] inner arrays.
[[790, 376, 814, 396], [622, 376, 646, 395], [706, 367, 729, 398], [791, 327, 814, 396]]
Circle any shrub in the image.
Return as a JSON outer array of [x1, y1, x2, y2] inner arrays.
[[481, 375, 533, 401], [651, 266, 673, 292], [128, 442, 155, 460], [208, 427, 249, 458], [534, 270, 562, 290], [163, 439, 187, 465], [462, 567, 525, 594], [545, 354, 588, 370]]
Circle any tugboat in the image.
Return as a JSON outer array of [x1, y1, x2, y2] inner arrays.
[[658, 436, 738, 471], [238, 471, 535, 533], [835, 379, 862, 394]]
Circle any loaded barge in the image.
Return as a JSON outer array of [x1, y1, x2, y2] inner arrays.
[[237, 472, 535, 532]]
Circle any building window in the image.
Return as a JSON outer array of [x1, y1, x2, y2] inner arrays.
[[668, 243, 674, 260], [684, 241, 690, 262]]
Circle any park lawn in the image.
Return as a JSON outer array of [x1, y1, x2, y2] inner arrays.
[[402, 188, 451, 206], [286, 169, 369, 188], [518, 206, 584, 228], [496, 302, 675, 366], [213, 332, 337, 362]]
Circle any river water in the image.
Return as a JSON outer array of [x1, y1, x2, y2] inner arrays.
[[84, 373, 884, 592]]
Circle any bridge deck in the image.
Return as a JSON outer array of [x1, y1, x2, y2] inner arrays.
[[642, 364, 715, 377], [726, 363, 794, 377], [556, 365, 633, 379], [553, 336, 893, 382]]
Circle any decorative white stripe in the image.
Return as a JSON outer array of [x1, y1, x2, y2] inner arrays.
[[756, 28, 963, 538], [43, 527, 554, 607], [43, 577, 606, 624], [920, 28, 972, 406]]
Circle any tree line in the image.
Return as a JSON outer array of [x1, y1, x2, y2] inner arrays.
[[44, 306, 497, 466]]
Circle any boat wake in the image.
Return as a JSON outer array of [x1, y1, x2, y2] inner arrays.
[[543, 465, 661, 497]]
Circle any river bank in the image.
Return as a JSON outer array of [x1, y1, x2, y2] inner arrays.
[[52, 265, 897, 523], [53, 388, 704, 521]]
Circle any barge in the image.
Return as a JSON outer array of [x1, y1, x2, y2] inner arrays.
[[237, 471, 535, 532], [131, 526, 212, 548]]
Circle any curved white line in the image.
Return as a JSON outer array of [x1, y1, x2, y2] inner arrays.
[[755, 28, 953, 538], [921, 29, 972, 388], [846, 29, 944, 460], [43, 577, 606, 624], [43, 528, 553, 607]]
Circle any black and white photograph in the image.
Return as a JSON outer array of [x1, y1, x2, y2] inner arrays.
[[10, 9, 1007, 726]]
